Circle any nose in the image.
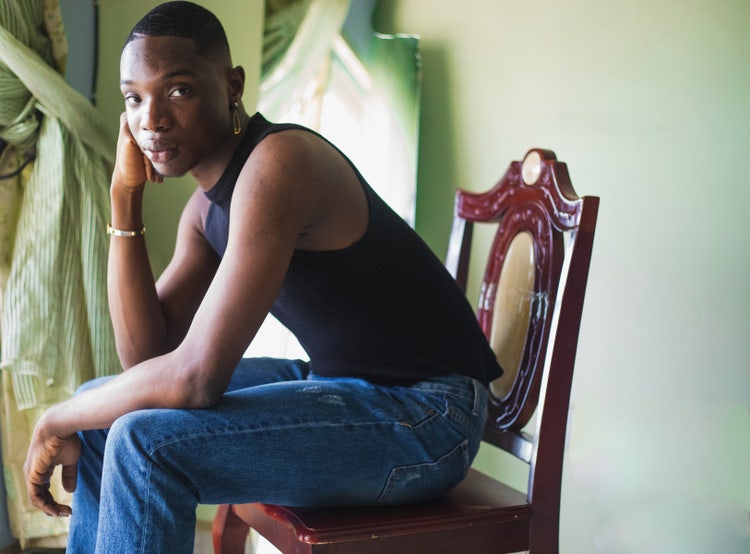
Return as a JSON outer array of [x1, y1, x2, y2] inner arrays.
[[141, 98, 170, 132]]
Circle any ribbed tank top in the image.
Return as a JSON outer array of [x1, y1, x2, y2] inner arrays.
[[204, 113, 502, 386]]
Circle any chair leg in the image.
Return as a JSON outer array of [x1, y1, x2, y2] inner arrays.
[[212, 504, 251, 554]]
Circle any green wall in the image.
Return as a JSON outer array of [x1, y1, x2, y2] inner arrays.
[[375, 1, 750, 552]]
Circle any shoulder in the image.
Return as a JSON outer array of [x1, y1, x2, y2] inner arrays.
[[227, 126, 367, 251], [251, 128, 328, 177], [222, 130, 323, 244], [236, 129, 336, 206]]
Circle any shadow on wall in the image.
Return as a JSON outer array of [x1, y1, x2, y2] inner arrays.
[[411, 44, 458, 256], [374, 3, 458, 257]]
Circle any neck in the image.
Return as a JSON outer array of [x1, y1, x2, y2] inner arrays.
[[190, 111, 253, 190]]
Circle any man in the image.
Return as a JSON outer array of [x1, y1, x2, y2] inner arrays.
[[24, 2, 502, 552]]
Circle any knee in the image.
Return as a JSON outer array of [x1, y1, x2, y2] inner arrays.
[[107, 410, 153, 453], [103, 410, 192, 493]]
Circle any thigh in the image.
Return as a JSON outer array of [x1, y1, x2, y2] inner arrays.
[[110, 374, 485, 507], [225, 357, 309, 391]]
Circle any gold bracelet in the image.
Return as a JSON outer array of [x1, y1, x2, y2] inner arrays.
[[106, 223, 146, 237]]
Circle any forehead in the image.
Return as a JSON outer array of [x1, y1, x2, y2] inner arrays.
[[120, 35, 217, 83]]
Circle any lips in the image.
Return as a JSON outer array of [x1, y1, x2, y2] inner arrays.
[[144, 148, 177, 164], [141, 139, 178, 164]]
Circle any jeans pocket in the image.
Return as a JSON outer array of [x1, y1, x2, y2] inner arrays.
[[377, 439, 471, 505]]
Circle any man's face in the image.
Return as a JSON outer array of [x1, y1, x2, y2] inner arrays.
[[120, 35, 232, 178]]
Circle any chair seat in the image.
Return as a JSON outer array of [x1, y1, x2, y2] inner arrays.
[[231, 469, 531, 554]]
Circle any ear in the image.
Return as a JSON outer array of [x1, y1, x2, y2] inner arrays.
[[227, 65, 245, 103]]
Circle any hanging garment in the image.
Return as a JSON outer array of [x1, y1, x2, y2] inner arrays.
[[0, 1, 119, 546]]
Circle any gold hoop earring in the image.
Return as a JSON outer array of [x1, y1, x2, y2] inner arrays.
[[232, 102, 241, 135]]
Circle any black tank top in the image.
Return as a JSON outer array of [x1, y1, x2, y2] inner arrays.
[[204, 113, 502, 386]]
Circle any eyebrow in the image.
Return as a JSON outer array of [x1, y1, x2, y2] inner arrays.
[[120, 69, 198, 86]]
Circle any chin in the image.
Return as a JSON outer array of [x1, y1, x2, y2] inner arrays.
[[160, 170, 189, 179], [154, 164, 189, 179]]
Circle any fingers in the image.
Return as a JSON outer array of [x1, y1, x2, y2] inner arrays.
[[119, 110, 129, 131], [25, 464, 72, 517], [115, 112, 162, 185], [61, 463, 78, 494], [24, 431, 80, 518], [28, 481, 72, 517], [143, 153, 163, 183]]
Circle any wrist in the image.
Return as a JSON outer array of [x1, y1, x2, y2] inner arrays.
[[37, 402, 75, 439], [107, 223, 146, 237], [110, 182, 144, 229]]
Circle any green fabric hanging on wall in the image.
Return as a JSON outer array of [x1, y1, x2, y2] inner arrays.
[[0, 0, 119, 546], [0, 0, 118, 409]]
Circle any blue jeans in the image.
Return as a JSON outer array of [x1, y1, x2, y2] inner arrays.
[[67, 358, 488, 553]]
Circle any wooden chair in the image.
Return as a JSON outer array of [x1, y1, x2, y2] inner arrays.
[[212, 149, 599, 554]]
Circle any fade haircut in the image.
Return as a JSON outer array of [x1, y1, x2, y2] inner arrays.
[[125, 1, 231, 61]]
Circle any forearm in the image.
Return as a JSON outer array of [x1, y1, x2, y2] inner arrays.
[[23, 347, 205, 518], [43, 350, 206, 437], [108, 185, 168, 367]]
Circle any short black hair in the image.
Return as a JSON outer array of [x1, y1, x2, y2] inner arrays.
[[125, 1, 230, 61]]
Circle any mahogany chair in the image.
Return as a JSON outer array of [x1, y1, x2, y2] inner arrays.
[[212, 149, 599, 554]]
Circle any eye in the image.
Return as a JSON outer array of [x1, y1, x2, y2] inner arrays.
[[169, 86, 190, 98], [123, 93, 141, 106]]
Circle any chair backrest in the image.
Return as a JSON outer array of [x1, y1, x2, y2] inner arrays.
[[445, 148, 598, 533]]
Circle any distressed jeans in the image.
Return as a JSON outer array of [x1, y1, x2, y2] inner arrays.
[[66, 357, 488, 553]]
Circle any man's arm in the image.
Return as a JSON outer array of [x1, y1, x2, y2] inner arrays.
[[107, 114, 218, 367], [24, 128, 329, 516]]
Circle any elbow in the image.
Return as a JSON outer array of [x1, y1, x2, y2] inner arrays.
[[116, 344, 144, 370], [183, 379, 224, 409], [113, 319, 176, 370], [173, 356, 228, 409], [115, 338, 168, 371], [115, 343, 141, 370]]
